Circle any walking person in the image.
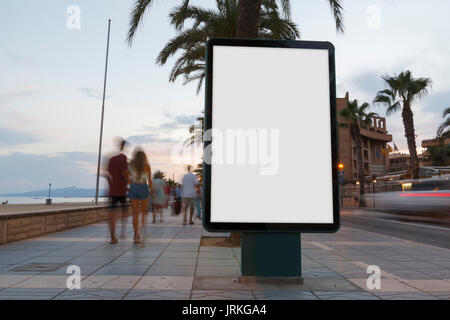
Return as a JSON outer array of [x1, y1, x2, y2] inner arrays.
[[152, 176, 165, 223], [129, 147, 152, 244], [106, 138, 129, 244], [195, 183, 203, 220], [180, 165, 197, 226]]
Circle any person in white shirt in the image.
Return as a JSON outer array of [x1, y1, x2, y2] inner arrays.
[[180, 165, 198, 225]]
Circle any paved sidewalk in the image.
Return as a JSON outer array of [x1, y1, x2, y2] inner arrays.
[[0, 209, 449, 300]]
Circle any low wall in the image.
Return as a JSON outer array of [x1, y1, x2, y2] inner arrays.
[[0, 205, 128, 245]]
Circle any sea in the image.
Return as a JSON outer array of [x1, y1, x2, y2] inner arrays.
[[0, 196, 108, 205]]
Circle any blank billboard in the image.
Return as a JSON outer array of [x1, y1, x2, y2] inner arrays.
[[204, 39, 339, 232]]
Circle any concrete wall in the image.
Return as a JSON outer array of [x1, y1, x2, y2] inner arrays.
[[0, 206, 128, 245]]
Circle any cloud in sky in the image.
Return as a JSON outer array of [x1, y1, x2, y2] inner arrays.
[[0, 151, 104, 194], [126, 133, 174, 144], [0, 128, 39, 147], [0, 42, 33, 64], [78, 87, 111, 100], [0, 89, 35, 107]]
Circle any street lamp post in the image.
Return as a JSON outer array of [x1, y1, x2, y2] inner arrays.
[[95, 19, 111, 204], [338, 163, 344, 206], [372, 175, 376, 208]]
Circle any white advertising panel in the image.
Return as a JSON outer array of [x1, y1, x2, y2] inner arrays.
[[204, 39, 339, 232]]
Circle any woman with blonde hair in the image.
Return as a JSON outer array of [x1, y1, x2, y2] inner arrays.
[[128, 147, 152, 244]]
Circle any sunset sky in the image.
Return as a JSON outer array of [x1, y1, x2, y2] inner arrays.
[[1, 0, 449, 193]]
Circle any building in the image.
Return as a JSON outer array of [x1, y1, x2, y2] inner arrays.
[[337, 92, 393, 182], [421, 137, 450, 166]]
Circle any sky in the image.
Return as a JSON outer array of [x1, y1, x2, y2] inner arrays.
[[1, 0, 449, 193]]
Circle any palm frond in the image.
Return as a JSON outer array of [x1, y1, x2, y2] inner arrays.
[[442, 107, 450, 118], [326, 0, 344, 33], [127, 0, 155, 47], [386, 101, 401, 116], [437, 118, 450, 138]]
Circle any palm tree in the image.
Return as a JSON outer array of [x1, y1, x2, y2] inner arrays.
[[152, 170, 166, 180], [127, 1, 344, 92], [184, 115, 204, 147], [237, 0, 343, 37], [374, 71, 432, 179], [437, 107, 450, 140], [129, 0, 299, 93], [339, 99, 377, 207]]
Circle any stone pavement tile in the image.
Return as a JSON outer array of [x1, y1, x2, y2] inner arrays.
[[164, 246, 199, 253], [433, 261, 450, 268], [134, 276, 194, 290], [386, 270, 436, 280], [54, 289, 128, 300], [44, 266, 99, 276], [348, 278, 420, 293], [11, 275, 70, 289], [0, 275, 41, 288], [124, 290, 190, 300], [195, 267, 241, 277], [396, 261, 444, 271], [192, 290, 255, 300], [423, 270, 450, 279], [70, 258, 115, 266], [314, 291, 380, 300], [145, 266, 196, 276], [302, 270, 343, 279], [200, 247, 233, 253], [93, 266, 149, 276], [193, 276, 361, 292], [197, 259, 239, 267], [254, 291, 318, 300], [108, 258, 156, 267], [81, 275, 141, 289], [402, 279, 450, 292], [153, 257, 197, 267], [198, 252, 236, 260], [19, 257, 72, 265], [160, 251, 198, 259], [429, 292, 450, 300], [374, 292, 439, 300], [0, 288, 65, 300]]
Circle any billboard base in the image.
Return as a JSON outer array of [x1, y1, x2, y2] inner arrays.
[[241, 232, 301, 277]]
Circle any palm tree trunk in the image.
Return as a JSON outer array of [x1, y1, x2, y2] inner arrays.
[[229, 0, 263, 247], [236, 0, 262, 38], [401, 102, 419, 179], [354, 126, 366, 207]]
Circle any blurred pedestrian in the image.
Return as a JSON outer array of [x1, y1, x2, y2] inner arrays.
[[181, 165, 197, 226], [152, 176, 165, 223], [129, 147, 152, 244], [106, 138, 129, 244], [195, 183, 203, 220]]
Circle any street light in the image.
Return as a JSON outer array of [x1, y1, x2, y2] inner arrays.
[[338, 163, 344, 206], [372, 175, 376, 208]]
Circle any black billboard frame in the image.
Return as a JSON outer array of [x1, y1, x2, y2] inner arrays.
[[203, 38, 340, 233]]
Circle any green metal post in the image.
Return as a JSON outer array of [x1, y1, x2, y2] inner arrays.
[[241, 232, 301, 277]]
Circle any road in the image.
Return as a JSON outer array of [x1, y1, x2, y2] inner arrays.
[[341, 208, 450, 249]]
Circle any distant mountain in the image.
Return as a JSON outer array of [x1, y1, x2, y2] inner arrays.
[[0, 186, 107, 198]]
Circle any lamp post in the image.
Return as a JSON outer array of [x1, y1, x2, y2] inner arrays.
[[372, 175, 376, 208], [338, 163, 344, 206], [46, 183, 52, 205], [95, 19, 111, 204]]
